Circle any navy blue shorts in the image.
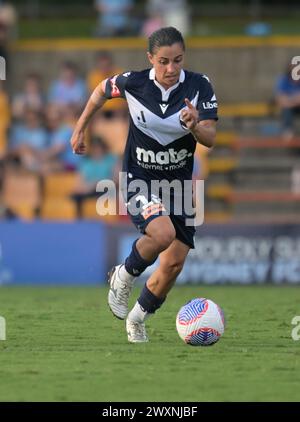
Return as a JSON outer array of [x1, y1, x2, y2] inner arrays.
[[123, 179, 196, 249]]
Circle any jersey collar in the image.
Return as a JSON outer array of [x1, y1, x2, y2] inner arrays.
[[149, 69, 185, 102], [149, 68, 185, 83]]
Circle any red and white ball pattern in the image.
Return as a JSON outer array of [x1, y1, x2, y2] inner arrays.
[[176, 298, 225, 346]]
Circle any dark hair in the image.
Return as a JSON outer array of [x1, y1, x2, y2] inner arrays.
[[90, 136, 109, 153], [61, 61, 78, 72], [26, 72, 41, 82], [148, 27, 185, 55], [96, 51, 113, 61]]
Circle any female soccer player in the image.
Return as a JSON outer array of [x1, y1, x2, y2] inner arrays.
[[71, 27, 218, 343]]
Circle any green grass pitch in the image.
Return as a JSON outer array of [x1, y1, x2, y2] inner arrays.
[[0, 285, 300, 402]]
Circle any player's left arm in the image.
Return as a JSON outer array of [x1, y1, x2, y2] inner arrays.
[[180, 98, 216, 148]]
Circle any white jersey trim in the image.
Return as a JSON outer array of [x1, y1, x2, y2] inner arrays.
[[149, 69, 186, 102]]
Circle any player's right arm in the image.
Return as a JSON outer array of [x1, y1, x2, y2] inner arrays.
[[71, 72, 130, 154], [70, 80, 107, 155]]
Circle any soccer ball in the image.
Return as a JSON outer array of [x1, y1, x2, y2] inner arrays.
[[176, 298, 225, 346]]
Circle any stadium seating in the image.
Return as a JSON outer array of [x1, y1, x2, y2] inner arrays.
[[43, 172, 78, 199], [0, 88, 10, 157], [236, 136, 300, 149], [208, 157, 238, 173], [229, 190, 300, 202], [206, 184, 233, 200], [81, 197, 119, 222], [204, 211, 233, 222], [40, 197, 77, 221], [40, 172, 78, 220], [219, 102, 272, 118], [92, 118, 129, 155], [0, 130, 7, 158], [215, 131, 238, 148], [2, 171, 41, 219]]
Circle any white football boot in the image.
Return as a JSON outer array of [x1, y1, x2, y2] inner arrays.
[[126, 319, 149, 343], [107, 265, 135, 320]]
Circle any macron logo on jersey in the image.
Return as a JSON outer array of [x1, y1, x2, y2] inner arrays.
[[159, 103, 169, 114], [202, 94, 218, 110]]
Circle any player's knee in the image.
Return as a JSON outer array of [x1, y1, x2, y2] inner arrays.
[[161, 259, 185, 279], [154, 227, 176, 251], [146, 217, 176, 251]]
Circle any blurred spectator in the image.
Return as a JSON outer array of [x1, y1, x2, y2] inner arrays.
[[88, 51, 121, 91], [0, 21, 7, 60], [275, 62, 300, 141], [0, 202, 17, 220], [40, 105, 81, 174], [94, 0, 136, 37], [245, 22, 272, 37], [141, 12, 164, 38], [71, 137, 118, 217], [0, 80, 10, 158], [12, 73, 45, 120], [192, 154, 202, 181], [87, 51, 127, 119], [0, 2, 17, 63], [8, 108, 48, 172], [48, 61, 87, 113], [0, 79, 10, 213], [291, 166, 300, 194], [144, 0, 190, 36], [63, 104, 80, 127]]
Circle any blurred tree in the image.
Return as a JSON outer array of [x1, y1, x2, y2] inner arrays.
[[11, 0, 300, 18]]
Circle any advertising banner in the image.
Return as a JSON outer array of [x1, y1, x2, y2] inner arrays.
[[107, 223, 300, 284], [1, 222, 299, 285], [0, 222, 106, 284]]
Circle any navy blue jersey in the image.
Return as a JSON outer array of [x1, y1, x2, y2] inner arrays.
[[103, 68, 218, 182]]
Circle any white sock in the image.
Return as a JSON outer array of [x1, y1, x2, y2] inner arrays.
[[127, 301, 152, 323], [118, 264, 136, 284]]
